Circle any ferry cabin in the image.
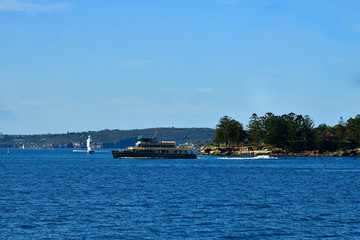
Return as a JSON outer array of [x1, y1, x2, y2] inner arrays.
[[128, 147, 193, 155], [112, 136, 197, 159]]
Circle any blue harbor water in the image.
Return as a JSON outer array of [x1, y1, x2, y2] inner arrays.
[[1, 149, 360, 239]]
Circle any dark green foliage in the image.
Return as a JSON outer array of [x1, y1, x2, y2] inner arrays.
[[0, 128, 214, 149], [261, 113, 288, 148], [345, 115, 360, 148], [215, 113, 360, 152], [247, 113, 263, 148], [313, 124, 337, 152], [213, 116, 246, 146], [247, 112, 315, 152]]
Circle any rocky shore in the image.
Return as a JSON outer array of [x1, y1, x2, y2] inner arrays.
[[197, 146, 360, 157]]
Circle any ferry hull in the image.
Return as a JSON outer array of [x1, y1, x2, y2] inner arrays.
[[112, 150, 197, 159]]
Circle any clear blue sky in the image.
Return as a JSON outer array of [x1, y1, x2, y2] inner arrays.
[[1, 0, 360, 134]]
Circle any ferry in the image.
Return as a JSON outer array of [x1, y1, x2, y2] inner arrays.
[[112, 136, 197, 159]]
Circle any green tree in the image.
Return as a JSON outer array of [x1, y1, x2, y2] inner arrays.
[[346, 115, 360, 148], [299, 115, 315, 151], [282, 113, 298, 151], [334, 117, 346, 150], [230, 119, 246, 146], [261, 113, 288, 148], [314, 123, 336, 152], [247, 113, 263, 148], [285, 113, 315, 151], [214, 116, 245, 146]]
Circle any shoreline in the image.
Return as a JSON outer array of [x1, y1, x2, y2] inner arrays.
[[197, 147, 360, 157]]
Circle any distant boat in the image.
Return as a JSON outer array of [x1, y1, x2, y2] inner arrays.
[[87, 135, 95, 154], [112, 135, 196, 159], [22, 144, 25, 149]]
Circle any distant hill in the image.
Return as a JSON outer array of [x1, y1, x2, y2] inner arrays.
[[0, 128, 215, 149]]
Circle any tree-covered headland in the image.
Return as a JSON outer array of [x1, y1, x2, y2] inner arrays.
[[209, 113, 360, 155], [0, 128, 214, 149]]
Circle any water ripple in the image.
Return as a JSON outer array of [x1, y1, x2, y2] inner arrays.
[[1, 149, 360, 239]]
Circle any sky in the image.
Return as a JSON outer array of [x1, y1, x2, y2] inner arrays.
[[1, 0, 360, 134]]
